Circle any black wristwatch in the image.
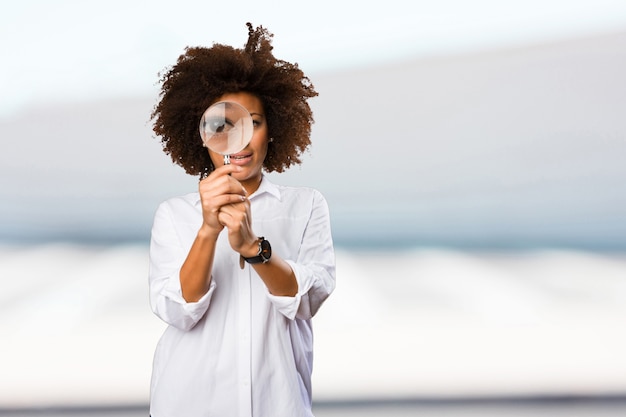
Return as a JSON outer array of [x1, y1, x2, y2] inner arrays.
[[243, 237, 272, 264]]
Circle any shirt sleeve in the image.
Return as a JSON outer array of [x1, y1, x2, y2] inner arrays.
[[266, 190, 336, 320], [148, 200, 214, 331]]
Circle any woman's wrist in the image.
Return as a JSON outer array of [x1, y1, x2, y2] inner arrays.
[[198, 223, 221, 241], [240, 237, 262, 259]]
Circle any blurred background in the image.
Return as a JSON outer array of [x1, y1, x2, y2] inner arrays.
[[1, 0, 626, 416]]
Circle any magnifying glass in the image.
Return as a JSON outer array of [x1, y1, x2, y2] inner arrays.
[[199, 101, 254, 165]]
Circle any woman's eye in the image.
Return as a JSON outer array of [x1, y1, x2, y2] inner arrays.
[[253, 120, 262, 128], [205, 117, 234, 133], [210, 121, 225, 133]]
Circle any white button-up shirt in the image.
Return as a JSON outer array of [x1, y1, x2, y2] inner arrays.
[[148, 176, 336, 417]]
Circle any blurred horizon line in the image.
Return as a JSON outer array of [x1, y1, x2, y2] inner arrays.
[[2, 235, 626, 252], [3, 392, 626, 414]]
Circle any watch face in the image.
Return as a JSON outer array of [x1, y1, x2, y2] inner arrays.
[[260, 239, 272, 260], [244, 238, 272, 264]]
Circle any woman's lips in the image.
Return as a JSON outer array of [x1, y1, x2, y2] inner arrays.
[[229, 153, 252, 165]]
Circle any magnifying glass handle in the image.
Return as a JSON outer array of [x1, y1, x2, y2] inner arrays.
[[223, 155, 231, 165]]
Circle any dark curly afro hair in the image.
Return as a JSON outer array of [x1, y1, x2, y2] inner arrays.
[[151, 23, 318, 178]]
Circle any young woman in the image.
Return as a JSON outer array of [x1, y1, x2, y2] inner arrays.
[[148, 23, 335, 417]]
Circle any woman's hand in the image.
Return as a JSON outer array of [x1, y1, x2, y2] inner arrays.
[[198, 165, 248, 238], [218, 198, 259, 258]]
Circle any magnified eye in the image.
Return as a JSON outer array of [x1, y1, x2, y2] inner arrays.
[[204, 117, 234, 134], [198, 101, 253, 158]]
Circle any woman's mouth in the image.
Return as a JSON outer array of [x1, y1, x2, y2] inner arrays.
[[229, 152, 252, 165]]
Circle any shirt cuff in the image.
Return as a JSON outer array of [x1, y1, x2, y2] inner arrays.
[[266, 291, 303, 320], [264, 260, 311, 320], [162, 276, 216, 323]]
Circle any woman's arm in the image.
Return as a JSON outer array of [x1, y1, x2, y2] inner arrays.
[[219, 188, 335, 313], [179, 165, 248, 302], [246, 245, 298, 297], [179, 225, 220, 302]]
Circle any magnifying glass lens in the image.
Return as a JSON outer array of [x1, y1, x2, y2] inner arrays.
[[199, 101, 253, 157]]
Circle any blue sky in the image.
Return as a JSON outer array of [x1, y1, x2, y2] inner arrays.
[[2, 0, 626, 117]]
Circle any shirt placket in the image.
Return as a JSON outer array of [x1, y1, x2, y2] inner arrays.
[[237, 259, 253, 417]]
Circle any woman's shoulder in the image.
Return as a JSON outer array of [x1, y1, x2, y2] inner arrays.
[[273, 182, 325, 200], [156, 192, 200, 213], [270, 183, 329, 213]]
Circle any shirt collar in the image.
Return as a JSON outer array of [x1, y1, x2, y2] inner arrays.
[[193, 174, 281, 206]]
